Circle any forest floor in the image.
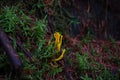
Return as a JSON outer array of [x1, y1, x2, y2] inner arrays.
[[0, 1, 120, 80]]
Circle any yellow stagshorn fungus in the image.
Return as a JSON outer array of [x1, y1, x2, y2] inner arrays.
[[54, 32, 63, 51], [52, 49, 66, 61], [52, 32, 66, 61]]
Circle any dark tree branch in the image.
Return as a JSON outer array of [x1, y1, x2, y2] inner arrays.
[[0, 27, 22, 71]]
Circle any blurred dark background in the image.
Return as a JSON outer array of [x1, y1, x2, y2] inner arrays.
[[0, 0, 120, 40], [62, 0, 120, 40]]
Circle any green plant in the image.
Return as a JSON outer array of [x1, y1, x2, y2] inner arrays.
[[31, 16, 47, 41], [68, 57, 74, 67], [48, 67, 63, 77], [76, 52, 90, 70], [81, 74, 93, 80], [0, 6, 19, 32], [37, 42, 57, 59], [97, 68, 119, 80]]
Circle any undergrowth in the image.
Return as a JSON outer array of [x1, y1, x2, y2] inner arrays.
[[0, 4, 62, 80]]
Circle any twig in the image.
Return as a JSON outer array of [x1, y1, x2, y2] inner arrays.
[[9, 37, 34, 63]]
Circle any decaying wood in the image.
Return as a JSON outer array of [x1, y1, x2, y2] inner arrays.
[[0, 27, 22, 71]]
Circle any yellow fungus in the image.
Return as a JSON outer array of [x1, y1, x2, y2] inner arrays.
[[50, 32, 66, 62], [54, 32, 61, 44], [52, 49, 66, 61], [54, 32, 63, 51]]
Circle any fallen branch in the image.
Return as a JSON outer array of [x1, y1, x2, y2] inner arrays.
[[0, 27, 22, 71]]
